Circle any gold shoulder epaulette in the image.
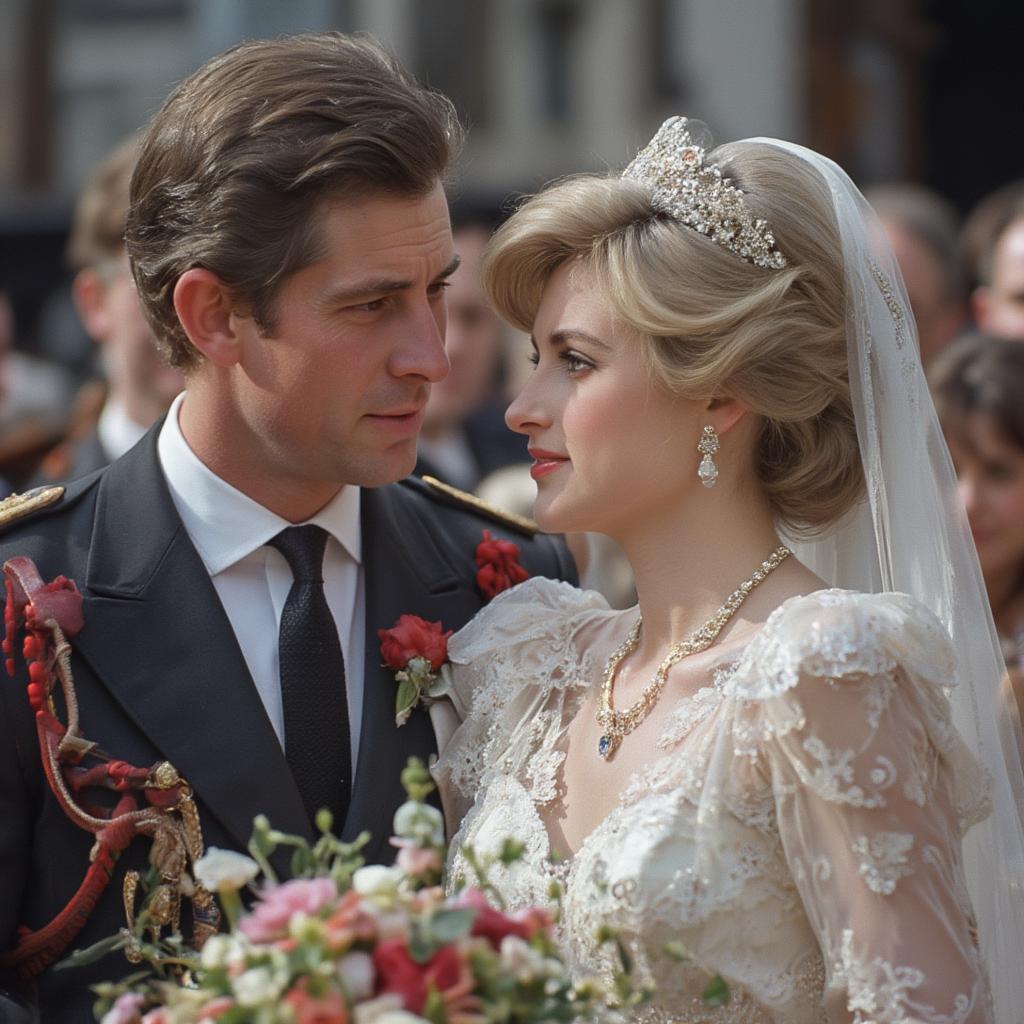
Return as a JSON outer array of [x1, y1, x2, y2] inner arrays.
[[0, 486, 65, 529], [421, 475, 538, 535]]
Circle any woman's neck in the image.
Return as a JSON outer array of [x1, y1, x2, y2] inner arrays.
[[610, 482, 800, 662]]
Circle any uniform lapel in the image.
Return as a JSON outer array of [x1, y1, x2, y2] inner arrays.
[[72, 429, 313, 850], [349, 483, 481, 860]]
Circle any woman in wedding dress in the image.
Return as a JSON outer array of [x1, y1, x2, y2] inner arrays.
[[432, 118, 1024, 1023]]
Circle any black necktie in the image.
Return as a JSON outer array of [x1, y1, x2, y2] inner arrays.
[[269, 525, 351, 831]]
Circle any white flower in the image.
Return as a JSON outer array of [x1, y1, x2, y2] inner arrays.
[[199, 933, 248, 971], [193, 848, 260, 893], [356, 1002, 431, 1024], [352, 865, 403, 900], [337, 950, 376, 1001], [499, 935, 560, 982], [353, 994, 405, 1024], [231, 965, 286, 1007], [392, 801, 444, 845]]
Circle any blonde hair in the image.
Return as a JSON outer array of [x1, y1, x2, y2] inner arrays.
[[483, 141, 864, 535]]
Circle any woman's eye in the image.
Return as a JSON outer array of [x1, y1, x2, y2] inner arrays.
[[527, 350, 540, 367], [563, 351, 593, 374]]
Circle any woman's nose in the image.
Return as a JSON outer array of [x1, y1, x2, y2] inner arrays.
[[505, 375, 552, 436]]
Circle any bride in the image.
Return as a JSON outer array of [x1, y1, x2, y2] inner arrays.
[[431, 117, 1024, 1022]]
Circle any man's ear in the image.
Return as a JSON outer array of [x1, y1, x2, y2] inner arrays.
[[705, 396, 749, 437], [172, 268, 244, 368], [71, 268, 112, 344]]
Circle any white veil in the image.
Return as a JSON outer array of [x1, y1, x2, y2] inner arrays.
[[751, 138, 1024, 1022]]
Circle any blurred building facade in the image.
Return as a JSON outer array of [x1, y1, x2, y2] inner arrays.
[[1, 0, 1021, 351]]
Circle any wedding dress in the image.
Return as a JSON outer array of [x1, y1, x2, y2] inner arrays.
[[433, 576, 993, 1023]]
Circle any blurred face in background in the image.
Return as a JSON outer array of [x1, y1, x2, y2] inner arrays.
[[421, 225, 502, 439], [974, 218, 1024, 341], [73, 250, 183, 424], [947, 413, 1024, 585]]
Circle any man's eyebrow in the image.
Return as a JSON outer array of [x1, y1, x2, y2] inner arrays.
[[322, 254, 462, 306], [436, 254, 461, 281]]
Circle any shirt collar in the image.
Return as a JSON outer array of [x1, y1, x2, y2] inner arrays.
[[157, 392, 362, 576]]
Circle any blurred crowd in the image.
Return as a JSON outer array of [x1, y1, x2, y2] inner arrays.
[[1, 136, 1023, 709]]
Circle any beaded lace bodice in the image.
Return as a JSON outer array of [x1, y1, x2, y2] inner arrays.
[[433, 578, 993, 1024]]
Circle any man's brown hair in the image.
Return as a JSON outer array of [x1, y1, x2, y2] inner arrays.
[[126, 32, 463, 371], [67, 135, 140, 271]]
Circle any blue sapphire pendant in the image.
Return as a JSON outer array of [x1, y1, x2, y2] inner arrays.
[[598, 734, 614, 760]]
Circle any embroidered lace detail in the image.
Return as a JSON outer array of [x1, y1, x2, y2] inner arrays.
[[835, 929, 978, 1023], [851, 832, 915, 895], [656, 664, 734, 749], [435, 584, 994, 1024], [727, 589, 957, 700], [796, 737, 889, 808]]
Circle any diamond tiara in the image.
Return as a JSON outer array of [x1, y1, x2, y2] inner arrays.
[[622, 116, 787, 271]]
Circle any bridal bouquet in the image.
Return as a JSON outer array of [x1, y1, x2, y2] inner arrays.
[[82, 760, 643, 1024]]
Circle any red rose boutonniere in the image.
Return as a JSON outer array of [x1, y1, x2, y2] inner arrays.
[[474, 530, 529, 601], [378, 615, 453, 727]]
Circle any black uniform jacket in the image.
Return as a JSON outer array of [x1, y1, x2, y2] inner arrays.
[[0, 424, 576, 1022]]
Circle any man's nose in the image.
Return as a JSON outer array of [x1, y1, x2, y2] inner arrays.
[[394, 305, 450, 383]]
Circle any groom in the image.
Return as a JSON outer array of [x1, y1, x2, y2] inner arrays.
[[0, 32, 574, 1022]]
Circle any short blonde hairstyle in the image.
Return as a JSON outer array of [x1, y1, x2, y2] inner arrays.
[[483, 141, 864, 535]]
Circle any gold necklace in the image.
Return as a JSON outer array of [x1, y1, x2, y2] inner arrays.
[[596, 545, 791, 760]]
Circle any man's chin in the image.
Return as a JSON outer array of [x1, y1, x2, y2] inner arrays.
[[352, 447, 419, 488]]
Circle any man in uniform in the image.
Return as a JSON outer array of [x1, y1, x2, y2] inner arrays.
[[0, 33, 574, 1022]]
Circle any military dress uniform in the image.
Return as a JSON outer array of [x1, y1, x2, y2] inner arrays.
[[0, 417, 575, 1023]]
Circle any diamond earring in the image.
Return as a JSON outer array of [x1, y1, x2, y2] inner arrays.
[[697, 425, 720, 488]]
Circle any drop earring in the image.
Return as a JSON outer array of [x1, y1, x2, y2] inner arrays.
[[697, 425, 720, 488]]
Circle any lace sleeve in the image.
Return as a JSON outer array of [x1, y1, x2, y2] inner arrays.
[[737, 591, 993, 1023], [432, 577, 608, 829]]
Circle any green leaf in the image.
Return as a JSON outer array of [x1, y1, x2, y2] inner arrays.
[[498, 839, 525, 865], [396, 678, 419, 715], [427, 908, 475, 944], [408, 921, 437, 965], [423, 984, 448, 1024], [290, 845, 314, 878], [702, 974, 730, 1007], [664, 939, 690, 962], [614, 937, 633, 976]]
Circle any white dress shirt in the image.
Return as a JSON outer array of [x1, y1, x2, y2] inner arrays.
[[157, 393, 365, 774]]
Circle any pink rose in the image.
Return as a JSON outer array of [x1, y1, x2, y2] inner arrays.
[[239, 876, 338, 942], [378, 615, 452, 673], [197, 997, 236, 1021], [283, 982, 348, 1024], [101, 993, 146, 1024], [394, 841, 442, 877], [323, 889, 379, 953]]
